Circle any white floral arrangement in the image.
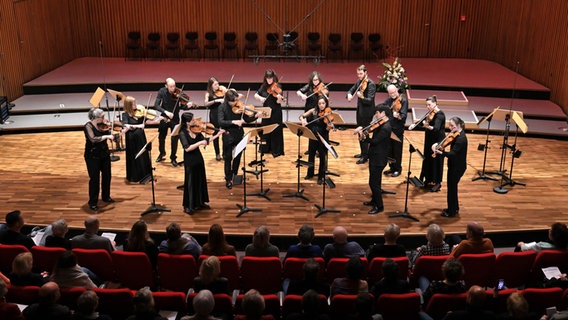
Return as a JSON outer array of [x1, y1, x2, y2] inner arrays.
[[378, 57, 409, 93]]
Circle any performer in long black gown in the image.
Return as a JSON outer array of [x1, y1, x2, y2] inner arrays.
[[204, 77, 226, 161], [83, 108, 116, 212], [122, 96, 162, 183], [299, 96, 333, 185], [418, 95, 446, 192], [254, 69, 285, 158], [178, 112, 224, 215]]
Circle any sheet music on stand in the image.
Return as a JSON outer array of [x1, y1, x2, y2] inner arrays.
[[89, 87, 106, 108], [234, 132, 251, 159], [136, 134, 158, 160], [317, 132, 338, 159], [247, 123, 279, 138], [255, 107, 272, 119]]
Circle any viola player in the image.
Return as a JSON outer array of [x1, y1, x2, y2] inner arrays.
[[432, 116, 468, 217], [382, 84, 408, 177], [354, 105, 392, 214], [254, 69, 285, 158], [204, 77, 226, 161], [419, 95, 446, 192], [347, 65, 376, 165]]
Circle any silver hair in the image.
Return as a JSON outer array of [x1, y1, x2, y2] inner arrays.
[[88, 108, 105, 120]]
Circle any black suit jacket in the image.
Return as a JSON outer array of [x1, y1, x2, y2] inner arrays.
[[443, 130, 468, 175], [367, 121, 392, 167], [218, 102, 256, 145]]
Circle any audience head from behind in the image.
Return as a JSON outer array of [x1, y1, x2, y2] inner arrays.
[[203, 223, 235, 256], [332, 226, 349, 244], [381, 258, 399, 281], [466, 221, 485, 240], [12, 252, 33, 276], [5, 210, 24, 231], [506, 291, 530, 319], [301, 289, 321, 316], [355, 292, 375, 319], [51, 218, 69, 238], [127, 220, 152, 251], [442, 257, 464, 284], [298, 224, 315, 245], [84, 215, 101, 234], [550, 222, 568, 249], [384, 223, 400, 244], [346, 257, 365, 280], [39, 281, 62, 304], [303, 258, 321, 280], [191, 289, 215, 318], [253, 225, 271, 249], [426, 223, 445, 245], [166, 222, 183, 242], [241, 289, 265, 319], [75, 289, 102, 317], [132, 286, 157, 317], [200, 256, 221, 284], [466, 285, 486, 307]]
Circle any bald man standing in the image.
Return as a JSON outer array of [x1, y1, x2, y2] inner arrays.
[[323, 226, 365, 262]]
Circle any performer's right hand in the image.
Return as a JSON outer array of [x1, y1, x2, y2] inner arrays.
[[347, 93, 353, 102], [233, 119, 245, 127], [106, 135, 115, 141], [165, 111, 174, 119]]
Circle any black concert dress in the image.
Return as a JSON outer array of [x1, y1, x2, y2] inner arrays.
[[122, 112, 152, 183], [257, 84, 285, 157], [179, 129, 209, 210]]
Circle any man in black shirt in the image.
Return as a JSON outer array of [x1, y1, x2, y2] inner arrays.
[[0, 210, 35, 250]]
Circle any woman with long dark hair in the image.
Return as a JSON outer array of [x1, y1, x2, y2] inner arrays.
[[124, 220, 158, 269], [254, 69, 285, 157]]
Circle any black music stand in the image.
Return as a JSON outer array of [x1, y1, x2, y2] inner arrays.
[[494, 110, 527, 194], [246, 108, 271, 179], [106, 88, 126, 156], [314, 132, 340, 218], [136, 135, 171, 216], [247, 124, 279, 201], [472, 107, 499, 182], [283, 122, 317, 201], [234, 132, 262, 217], [389, 139, 420, 222]]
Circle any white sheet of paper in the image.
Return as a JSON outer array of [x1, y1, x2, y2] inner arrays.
[[233, 132, 250, 159], [32, 231, 45, 246], [159, 310, 178, 320], [101, 232, 116, 242], [542, 266, 562, 280]]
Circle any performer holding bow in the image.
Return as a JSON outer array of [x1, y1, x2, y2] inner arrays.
[[382, 84, 408, 177], [347, 65, 376, 165], [254, 69, 285, 158], [418, 95, 446, 192]]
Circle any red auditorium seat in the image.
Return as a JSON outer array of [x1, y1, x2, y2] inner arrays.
[[240, 256, 282, 294], [529, 250, 568, 286], [94, 288, 134, 320], [282, 294, 329, 318], [5, 285, 40, 305], [522, 287, 563, 315], [282, 257, 326, 280], [198, 254, 240, 291], [153, 291, 187, 313], [31, 246, 65, 273], [112, 250, 155, 290], [235, 293, 280, 319], [59, 287, 86, 310], [457, 253, 496, 288], [72, 248, 114, 281], [326, 257, 368, 282], [330, 294, 359, 320], [424, 292, 467, 320], [0, 244, 29, 273], [368, 257, 409, 284], [157, 253, 197, 293], [376, 292, 421, 320], [494, 251, 536, 288], [409, 255, 450, 288]]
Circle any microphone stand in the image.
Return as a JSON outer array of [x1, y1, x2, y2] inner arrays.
[[236, 140, 261, 217], [389, 142, 420, 222]]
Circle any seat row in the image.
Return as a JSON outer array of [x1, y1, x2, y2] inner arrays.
[[2, 244, 568, 293], [124, 31, 385, 61], [6, 285, 568, 320]]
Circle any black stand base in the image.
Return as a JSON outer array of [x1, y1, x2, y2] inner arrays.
[[389, 210, 420, 222], [236, 204, 262, 217], [283, 189, 309, 201], [245, 168, 268, 179], [141, 204, 171, 216], [110, 155, 120, 162], [233, 175, 244, 185], [314, 204, 340, 218], [472, 171, 498, 181], [493, 186, 509, 194], [381, 189, 396, 195], [247, 189, 271, 201]]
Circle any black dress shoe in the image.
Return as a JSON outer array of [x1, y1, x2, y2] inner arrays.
[[391, 171, 401, 177], [368, 206, 384, 214], [354, 153, 362, 158], [441, 208, 458, 217], [304, 150, 310, 155], [184, 207, 194, 215], [317, 178, 324, 185], [430, 183, 441, 192], [356, 157, 368, 165], [363, 201, 374, 206], [102, 197, 114, 203], [156, 154, 165, 162], [89, 205, 98, 211], [383, 169, 393, 175], [171, 159, 179, 167], [197, 204, 211, 210], [226, 181, 233, 189], [215, 154, 222, 161], [304, 175, 314, 180]]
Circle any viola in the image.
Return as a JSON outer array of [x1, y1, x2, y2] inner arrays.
[[172, 87, 197, 108], [133, 105, 163, 121], [357, 115, 388, 140], [214, 85, 228, 99], [190, 118, 218, 135], [313, 82, 329, 97], [232, 100, 263, 117], [432, 131, 460, 158], [97, 121, 123, 132], [267, 82, 285, 101], [319, 107, 334, 125]]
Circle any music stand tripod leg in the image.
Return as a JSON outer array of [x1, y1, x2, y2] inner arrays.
[[314, 155, 340, 217], [283, 131, 310, 201], [140, 145, 171, 216], [236, 141, 261, 217], [388, 144, 419, 221]]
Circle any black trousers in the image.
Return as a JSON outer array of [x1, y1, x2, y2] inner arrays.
[[388, 138, 403, 172], [222, 136, 242, 182], [447, 167, 465, 214], [369, 163, 386, 208], [158, 121, 179, 161], [307, 139, 328, 178], [85, 156, 111, 206]]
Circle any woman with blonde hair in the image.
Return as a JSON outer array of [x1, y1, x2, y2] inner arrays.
[[193, 256, 229, 294], [8, 252, 48, 287]]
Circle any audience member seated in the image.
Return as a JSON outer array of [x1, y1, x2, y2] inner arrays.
[[124, 220, 159, 269], [349, 292, 383, 320], [0, 210, 35, 250], [441, 285, 496, 320], [323, 226, 365, 262], [234, 289, 275, 320], [0, 277, 24, 320], [193, 256, 229, 294], [158, 222, 202, 260], [50, 250, 97, 289], [330, 256, 368, 296], [284, 224, 323, 261], [286, 289, 331, 320], [180, 289, 221, 320], [497, 291, 539, 320], [367, 223, 406, 261], [421, 257, 466, 306], [8, 252, 48, 286], [244, 225, 279, 258], [517, 222, 568, 253], [45, 218, 72, 250], [23, 281, 72, 320], [71, 216, 115, 253], [127, 287, 167, 320], [409, 223, 450, 267], [450, 221, 494, 258], [0, 271, 9, 285], [201, 223, 236, 256], [286, 258, 330, 297], [370, 258, 410, 299], [71, 290, 112, 320]]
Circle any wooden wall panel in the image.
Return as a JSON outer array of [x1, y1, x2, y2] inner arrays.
[[0, 0, 566, 114]]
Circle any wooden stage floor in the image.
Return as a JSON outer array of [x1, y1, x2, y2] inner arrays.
[[1, 128, 567, 239]]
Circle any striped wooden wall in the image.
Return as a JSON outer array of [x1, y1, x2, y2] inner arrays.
[[0, 0, 567, 115]]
